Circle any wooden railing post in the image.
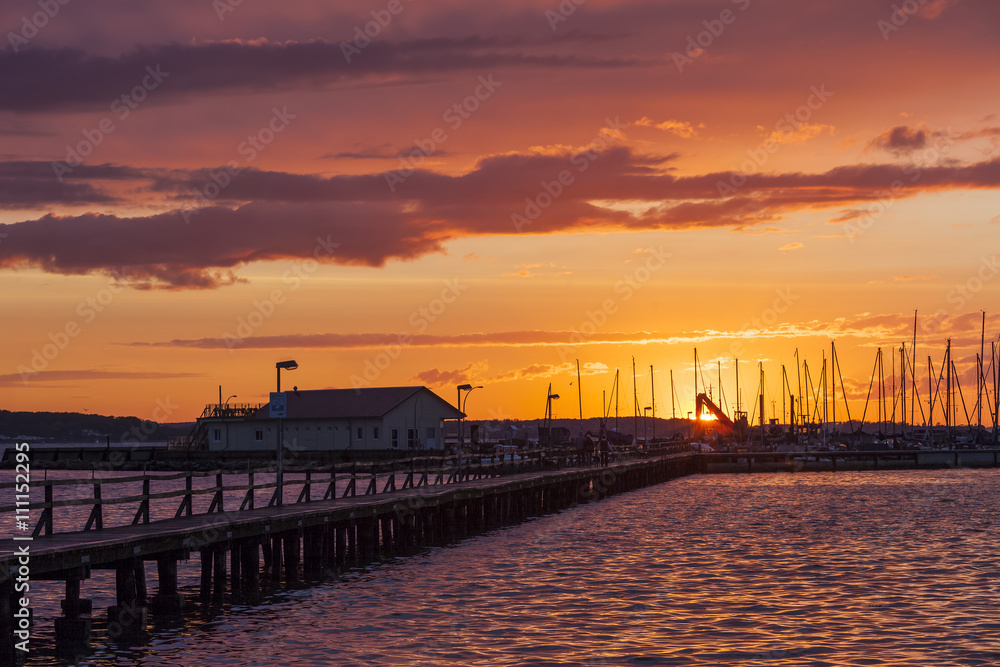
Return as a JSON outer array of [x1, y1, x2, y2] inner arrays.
[[32, 482, 53, 537], [323, 468, 337, 500], [383, 461, 396, 493], [84, 482, 103, 531], [241, 471, 256, 510], [207, 472, 224, 513], [296, 470, 312, 504], [175, 474, 193, 518], [132, 477, 150, 525]]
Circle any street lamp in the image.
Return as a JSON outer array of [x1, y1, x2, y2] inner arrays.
[[457, 384, 482, 451], [542, 385, 560, 447], [225, 394, 237, 407], [644, 406, 652, 447], [276, 359, 298, 391], [274, 360, 298, 506]]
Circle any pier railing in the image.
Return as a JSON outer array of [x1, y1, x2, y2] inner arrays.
[[1, 446, 681, 536]]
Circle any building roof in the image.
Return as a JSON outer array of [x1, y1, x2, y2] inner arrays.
[[249, 386, 463, 420]]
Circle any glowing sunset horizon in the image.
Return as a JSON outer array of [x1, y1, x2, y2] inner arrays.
[[1, 0, 998, 427]]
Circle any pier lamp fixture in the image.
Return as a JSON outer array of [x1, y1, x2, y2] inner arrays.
[[457, 384, 483, 451], [542, 387, 560, 448], [274, 360, 298, 506], [225, 394, 237, 407], [276, 359, 298, 392]]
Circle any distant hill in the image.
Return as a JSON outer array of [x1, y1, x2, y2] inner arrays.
[[0, 410, 191, 443]]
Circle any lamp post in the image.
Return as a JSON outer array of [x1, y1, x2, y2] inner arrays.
[[456, 384, 482, 452], [543, 385, 560, 448], [275, 360, 298, 506]]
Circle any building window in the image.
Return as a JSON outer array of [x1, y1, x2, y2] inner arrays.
[[407, 428, 417, 448], [357, 427, 363, 440], [212, 428, 221, 442], [373, 427, 379, 440], [254, 429, 264, 443], [427, 427, 435, 438], [391, 428, 399, 448]]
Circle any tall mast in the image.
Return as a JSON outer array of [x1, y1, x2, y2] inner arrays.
[[650, 364, 656, 442], [576, 359, 583, 422], [795, 348, 803, 427], [670, 369, 676, 420], [900, 344, 906, 437], [759, 362, 766, 447], [632, 356, 638, 444], [694, 348, 699, 417], [615, 368, 620, 431], [735, 357, 741, 412], [911, 310, 917, 433], [822, 351, 828, 445], [831, 342, 837, 435], [979, 311, 986, 442], [782, 365, 787, 426], [928, 355, 934, 442], [892, 350, 896, 435], [946, 339, 952, 444], [804, 360, 810, 429], [993, 340, 999, 446]]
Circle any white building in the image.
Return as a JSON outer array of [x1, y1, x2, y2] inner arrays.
[[199, 386, 463, 452]]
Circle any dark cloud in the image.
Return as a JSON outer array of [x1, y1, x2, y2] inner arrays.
[[872, 126, 929, 153], [2, 148, 999, 288], [0, 369, 203, 386], [0, 39, 641, 113], [0, 201, 441, 289]]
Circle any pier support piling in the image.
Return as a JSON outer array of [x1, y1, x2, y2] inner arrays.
[[107, 557, 148, 642], [150, 555, 183, 615], [55, 577, 91, 659]]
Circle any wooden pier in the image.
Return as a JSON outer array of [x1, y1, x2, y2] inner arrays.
[[0, 451, 696, 663]]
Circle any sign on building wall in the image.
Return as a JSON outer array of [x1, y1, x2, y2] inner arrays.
[[269, 392, 286, 418]]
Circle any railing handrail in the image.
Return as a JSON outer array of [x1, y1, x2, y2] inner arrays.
[[2, 445, 686, 535]]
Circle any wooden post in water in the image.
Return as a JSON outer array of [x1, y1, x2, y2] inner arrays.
[[54, 574, 92, 659], [150, 554, 183, 615], [107, 557, 147, 642]]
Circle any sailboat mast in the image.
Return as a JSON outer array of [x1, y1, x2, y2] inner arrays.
[[615, 368, 619, 431], [927, 355, 933, 442], [670, 369, 676, 420], [650, 364, 655, 442], [759, 362, 765, 447], [993, 340, 999, 446], [782, 365, 787, 427], [911, 310, 917, 430], [576, 359, 583, 422], [795, 348, 803, 427], [892, 350, 896, 436], [632, 357, 638, 445], [693, 348, 698, 418], [946, 339, 952, 444], [735, 357, 740, 413], [831, 342, 837, 435], [979, 311, 985, 441]]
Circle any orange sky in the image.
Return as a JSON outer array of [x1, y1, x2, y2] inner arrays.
[[1, 0, 999, 426]]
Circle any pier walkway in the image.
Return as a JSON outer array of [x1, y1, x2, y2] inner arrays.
[[0, 451, 695, 662]]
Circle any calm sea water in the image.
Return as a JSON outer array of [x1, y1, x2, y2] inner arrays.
[[15, 468, 1000, 666]]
